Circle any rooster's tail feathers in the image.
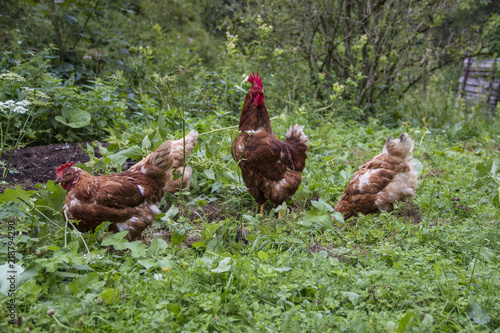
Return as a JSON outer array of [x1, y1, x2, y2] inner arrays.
[[286, 125, 309, 146]]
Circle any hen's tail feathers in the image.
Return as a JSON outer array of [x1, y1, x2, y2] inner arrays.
[[171, 130, 199, 169], [148, 140, 174, 171], [165, 130, 199, 194], [129, 140, 174, 180], [140, 140, 174, 171]]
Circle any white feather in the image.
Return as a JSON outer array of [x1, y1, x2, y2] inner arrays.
[[115, 223, 129, 231], [137, 185, 145, 195]]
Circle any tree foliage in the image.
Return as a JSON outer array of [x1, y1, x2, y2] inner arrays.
[[225, 0, 499, 117]]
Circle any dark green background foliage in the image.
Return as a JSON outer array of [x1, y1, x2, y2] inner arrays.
[[1, 0, 500, 332]]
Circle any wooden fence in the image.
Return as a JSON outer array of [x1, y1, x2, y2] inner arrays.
[[459, 58, 499, 107]]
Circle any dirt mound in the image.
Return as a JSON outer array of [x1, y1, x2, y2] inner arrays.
[[1, 142, 101, 191]]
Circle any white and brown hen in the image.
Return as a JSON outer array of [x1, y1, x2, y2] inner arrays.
[[55, 131, 198, 241], [334, 133, 418, 220]]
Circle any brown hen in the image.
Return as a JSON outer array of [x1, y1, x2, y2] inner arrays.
[[55, 131, 198, 241], [231, 72, 309, 218], [334, 133, 418, 220]]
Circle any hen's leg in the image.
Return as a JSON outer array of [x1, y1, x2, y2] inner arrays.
[[278, 211, 282, 219], [260, 203, 265, 215]]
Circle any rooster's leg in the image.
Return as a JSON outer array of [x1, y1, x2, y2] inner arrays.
[[259, 203, 265, 215], [278, 211, 282, 219]]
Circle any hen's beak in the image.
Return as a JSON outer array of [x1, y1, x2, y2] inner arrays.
[[54, 177, 62, 184], [386, 135, 392, 143], [399, 132, 407, 140]]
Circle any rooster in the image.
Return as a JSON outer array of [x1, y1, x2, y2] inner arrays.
[[334, 133, 418, 220], [231, 72, 309, 218], [55, 131, 198, 241]]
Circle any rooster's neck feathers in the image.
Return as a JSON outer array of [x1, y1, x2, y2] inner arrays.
[[238, 92, 273, 134]]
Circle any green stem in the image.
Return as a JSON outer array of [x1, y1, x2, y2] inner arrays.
[[164, 81, 186, 202], [1, 117, 12, 181], [3, 114, 34, 179], [199, 116, 279, 136]]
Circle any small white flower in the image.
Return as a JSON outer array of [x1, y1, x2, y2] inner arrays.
[[153, 273, 165, 281], [426, 130, 431, 134], [83, 252, 104, 264], [0, 72, 26, 83], [414, 130, 421, 133]]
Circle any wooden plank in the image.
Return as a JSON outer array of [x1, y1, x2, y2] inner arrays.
[[464, 93, 498, 106], [463, 58, 500, 68], [463, 85, 497, 94], [459, 77, 500, 90], [460, 57, 500, 106]]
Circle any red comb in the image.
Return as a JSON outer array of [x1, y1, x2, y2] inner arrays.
[[56, 161, 74, 178], [248, 71, 263, 89]]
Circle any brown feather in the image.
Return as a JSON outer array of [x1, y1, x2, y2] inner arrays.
[[334, 133, 418, 219], [231, 75, 309, 210], [57, 139, 174, 241]]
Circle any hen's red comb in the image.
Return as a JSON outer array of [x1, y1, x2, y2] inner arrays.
[[56, 161, 74, 178], [248, 71, 263, 89]]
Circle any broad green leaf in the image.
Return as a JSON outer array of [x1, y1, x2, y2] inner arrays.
[[157, 114, 168, 138], [109, 152, 128, 169], [413, 158, 423, 177], [204, 169, 215, 180], [17, 263, 40, 287], [167, 303, 181, 316], [201, 224, 219, 244], [55, 107, 91, 128], [158, 258, 174, 270], [192, 241, 207, 248], [332, 211, 345, 224], [101, 231, 128, 250], [171, 228, 187, 245], [137, 259, 157, 270], [421, 314, 434, 327], [466, 302, 491, 325], [433, 263, 440, 276], [311, 198, 334, 212], [142, 135, 152, 150], [164, 205, 179, 220], [0, 186, 35, 205], [342, 291, 361, 305], [68, 272, 99, 294], [303, 209, 332, 228], [211, 257, 233, 273], [257, 251, 269, 261], [100, 288, 119, 304], [397, 312, 414, 333], [120, 145, 144, 160], [148, 238, 169, 256], [124, 241, 147, 258]]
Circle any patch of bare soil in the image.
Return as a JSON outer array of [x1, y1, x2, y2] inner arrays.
[[396, 202, 422, 224], [1, 142, 103, 192], [184, 203, 232, 224]]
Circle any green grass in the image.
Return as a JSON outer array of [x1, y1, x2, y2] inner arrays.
[[1, 104, 500, 332]]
